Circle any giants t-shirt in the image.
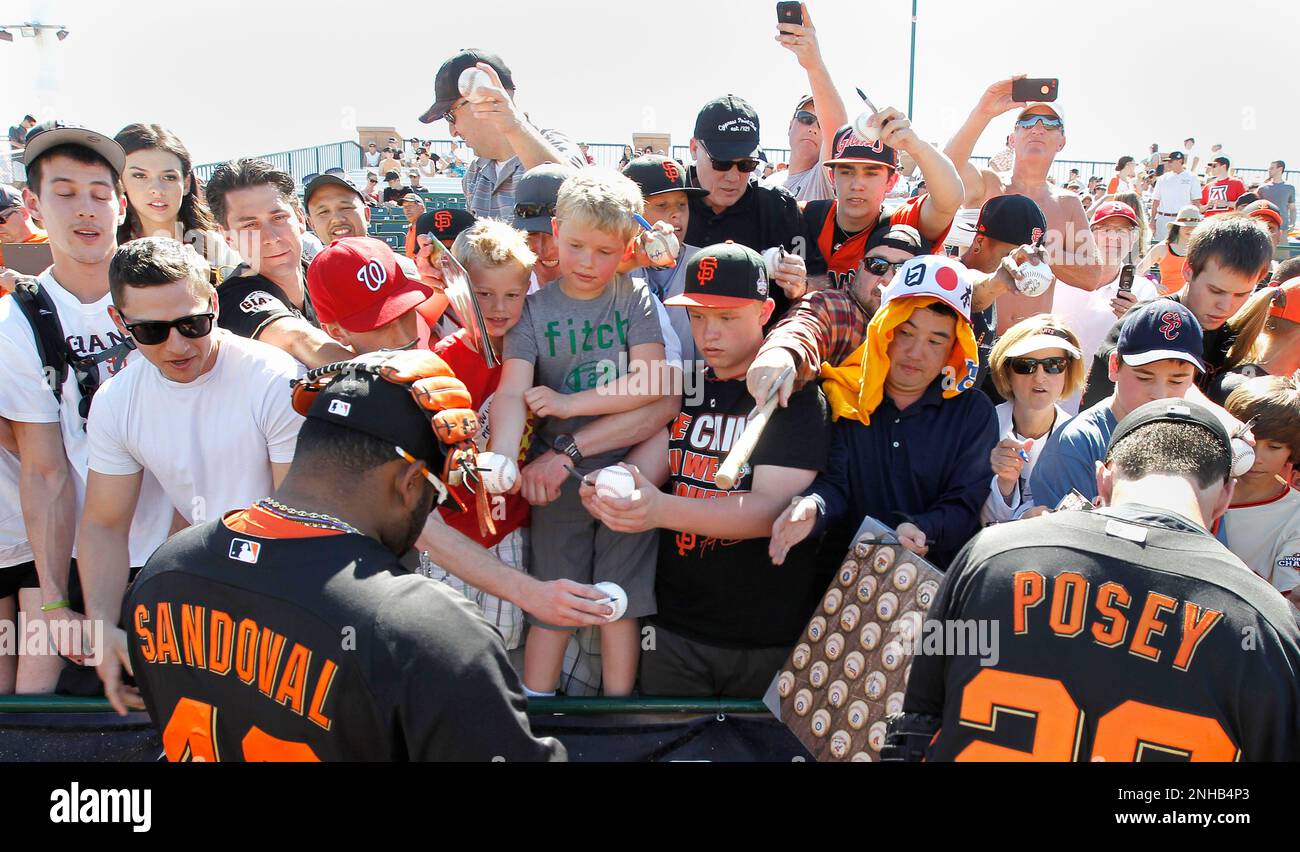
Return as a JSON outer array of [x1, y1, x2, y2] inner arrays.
[[433, 330, 532, 547], [217, 265, 318, 341], [652, 369, 832, 649], [800, 195, 947, 290]]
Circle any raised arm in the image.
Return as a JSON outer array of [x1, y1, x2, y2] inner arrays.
[[776, 2, 849, 164], [944, 77, 1027, 208]]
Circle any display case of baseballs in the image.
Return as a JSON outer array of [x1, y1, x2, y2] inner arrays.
[[766, 515, 944, 762]]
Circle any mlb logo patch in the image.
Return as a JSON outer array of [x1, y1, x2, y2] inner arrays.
[[229, 539, 260, 564], [328, 400, 351, 417]]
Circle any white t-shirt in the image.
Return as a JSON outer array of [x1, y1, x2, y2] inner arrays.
[[87, 330, 304, 525], [1222, 486, 1300, 595], [1152, 171, 1200, 215], [1051, 269, 1159, 412], [0, 448, 33, 568], [364, 151, 382, 167], [0, 267, 173, 566], [763, 163, 833, 202]]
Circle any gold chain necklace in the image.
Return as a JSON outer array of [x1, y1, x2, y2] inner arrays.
[[255, 498, 363, 536]]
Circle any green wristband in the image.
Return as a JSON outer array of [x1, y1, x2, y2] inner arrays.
[[41, 599, 71, 612]]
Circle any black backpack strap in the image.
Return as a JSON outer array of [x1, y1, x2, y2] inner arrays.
[[10, 277, 69, 403]]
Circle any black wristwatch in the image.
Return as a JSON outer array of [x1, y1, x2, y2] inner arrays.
[[553, 433, 583, 465]]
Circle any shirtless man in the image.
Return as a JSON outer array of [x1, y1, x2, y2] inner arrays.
[[945, 77, 1103, 335]]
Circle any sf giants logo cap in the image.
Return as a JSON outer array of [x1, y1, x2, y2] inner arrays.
[[662, 160, 681, 182], [665, 242, 771, 310], [621, 154, 708, 200], [434, 210, 453, 230], [825, 124, 897, 169], [697, 257, 718, 284]]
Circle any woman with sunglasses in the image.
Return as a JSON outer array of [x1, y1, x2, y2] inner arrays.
[[114, 123, 239, 275], [981, 316, 1085, 524]]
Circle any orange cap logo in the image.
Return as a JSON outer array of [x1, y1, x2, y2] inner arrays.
[[697, 257, 718, 284], [434, 210, 453, 231], [662, 160, 681, 182]]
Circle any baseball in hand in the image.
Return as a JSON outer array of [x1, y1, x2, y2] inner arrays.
[[458, 67, 493, 102], [642, 229, 679, 267], [852, 111, 881, 143], [1015, 259, 1054, 297], [762, 246, 785, 280], [476, 452, 518, 494], [594, 465, 636, 500], [593, 581, 628, 622]]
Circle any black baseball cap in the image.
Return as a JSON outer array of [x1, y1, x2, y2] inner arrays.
[[0, 184, 23, 214], [665, 242, 770, 309], [622, 155, 708, 199], [303, 173, 363, 207], [513, 163, 574, 232], [1164, 151, 1186, 162], [874, 224, 925, 255], [384, 170, 400, 181], [306, 366, 445, 472], [824, 125, 898, 169], [693, 95, 762, 162], [1106, 398, 1230, 466], [970, 194, 1047, 246], [418, 49, 515, 124], [22, 120, 125, 175], [1117, 298, 1205, 372], [1210, 155, 1231, 167], [416, 207, 476, 244]]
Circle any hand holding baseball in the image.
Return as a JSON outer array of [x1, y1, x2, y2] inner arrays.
[[465, 63, 523, 134], [579, 464, 658, 533], [772, 250, 807, 300], [770, 496, 819, 565], [414, 235, 448, 294], [872, 107, 919, 153]]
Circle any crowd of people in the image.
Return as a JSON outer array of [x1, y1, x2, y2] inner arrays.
[[1, 2, 1298, 761]]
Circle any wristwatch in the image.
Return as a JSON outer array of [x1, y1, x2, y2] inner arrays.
[[553, 433, 583, 465]]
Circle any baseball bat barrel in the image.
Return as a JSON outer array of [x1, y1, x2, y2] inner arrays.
[[715, 390, 782, 490]]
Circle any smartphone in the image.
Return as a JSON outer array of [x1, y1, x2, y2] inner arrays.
[[1012, 78, 1059, 103], [1117, 264, 1135, 293], [776, 1, 803, 25]]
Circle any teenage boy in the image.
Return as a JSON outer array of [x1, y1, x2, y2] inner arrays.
[[1221, 375, 1300, 598], [580, 243, 831, 697], [205, 158, 353, 368], [0, 122, 173, 691], [80, 238, 303, 698], [490, 169, 669, 697]]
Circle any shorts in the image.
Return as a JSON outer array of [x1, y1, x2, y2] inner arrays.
[[425, 527, 529, 650], [640, 622, 790, 699], [527, 477, 657, 632], [0, 560, 38, 600]]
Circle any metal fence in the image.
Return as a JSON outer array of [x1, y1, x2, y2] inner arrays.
[[192, 141, 363, 186]]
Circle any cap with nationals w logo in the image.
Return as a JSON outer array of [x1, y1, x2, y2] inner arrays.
[[664, 242, 770, 309], [825, 124, 898, 169], [622, 154, 708, 199], [1117, 298, 1205, 372], [306, 237, 433, 333]]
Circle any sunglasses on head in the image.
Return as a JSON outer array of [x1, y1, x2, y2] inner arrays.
[[514, 202, 556, 219], [123, 302, 216, 346], [793, 110, 818, 126], [863, 256, 907, 276], [698, 143, 760, 174], [1014, 115, 1064, 131], [1009, 356, 1069, 375]]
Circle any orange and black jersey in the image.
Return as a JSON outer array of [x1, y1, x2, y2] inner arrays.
[[125, 505, 564, 762], [904, 505, 1300, 761], [799, 195, 945, 290]]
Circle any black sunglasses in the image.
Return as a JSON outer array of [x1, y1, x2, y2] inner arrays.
[[698, 142, 760, 174], [793, 110, 818, 126], [863, 256, 907, 276], [123, 304, 216, 346], [1009, 356, 1069, 375], [514, 202, 556, 219]]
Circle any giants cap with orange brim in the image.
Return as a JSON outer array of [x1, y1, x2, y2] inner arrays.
[[664, 242, 770, 309]]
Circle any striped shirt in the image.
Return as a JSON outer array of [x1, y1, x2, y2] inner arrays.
[[462, 127, 587, 220]]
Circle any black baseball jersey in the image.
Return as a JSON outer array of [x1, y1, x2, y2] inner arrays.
[[904, 505, 1300, 761], [126, 507, 564, 762], [217, 265, 319, 341]]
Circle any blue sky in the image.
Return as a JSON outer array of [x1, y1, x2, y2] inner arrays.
[[5, 0, 1297, 170]]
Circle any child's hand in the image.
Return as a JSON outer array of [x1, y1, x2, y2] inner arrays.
[[520, 451, 572, 507], [579, 464, 659, 533], [524, 386, 573, 419]]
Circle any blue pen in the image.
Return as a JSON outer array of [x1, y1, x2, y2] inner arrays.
[[633, 214, 654, 232], [1017, 449, 1031, 463]]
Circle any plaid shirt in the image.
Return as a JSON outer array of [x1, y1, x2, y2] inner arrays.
[[757, 288, 873, 386], [462, 127, 587, 220]]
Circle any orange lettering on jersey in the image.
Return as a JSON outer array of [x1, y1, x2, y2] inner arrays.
[[274, 643, 312, 715], [1048, 572, 1089, 638], [670, 412, 691, 441], [154, 602, 181, 664], [1090, 582, 1131, 648], [257, 628, 287, 698], [1172, 603, 1224, 673], [307, 658, 338, 731], [133, 605, 156, 663], [1011, 571, 1045, 634], [1128, 592, 1177, 662], [180, 604, 206, 669], [208, 609, 234, 675], [241, 726, 321, 762], [234, 618, 259, 685]]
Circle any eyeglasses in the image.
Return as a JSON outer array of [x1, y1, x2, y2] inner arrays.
[[446, 99, 470, 127], [1009, 356, 1069, 375], [514, 202, 556, 219], [122, 303, 216, 346], [862, 256, 908, 277], [793, 110, 819, 126], [698, 142, 760, 174], [1014, 115, 1064, 131]]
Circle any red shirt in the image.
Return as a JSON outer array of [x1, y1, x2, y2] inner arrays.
[[1202, 178, 1246, 215], [433, 330, 532, 547]]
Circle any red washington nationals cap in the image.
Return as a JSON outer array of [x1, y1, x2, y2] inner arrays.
[[307, 237, 433, 333]]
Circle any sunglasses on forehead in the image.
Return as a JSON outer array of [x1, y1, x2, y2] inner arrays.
[[698, 142, 761, 174], [1015, 115, 1064, 130], [123, 302, 217, 346], [793, 110, 818, 126], [514, 202, 556, 219], [1009, 356, 1069, 375]]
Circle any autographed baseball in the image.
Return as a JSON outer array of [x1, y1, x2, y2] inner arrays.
[[642, 229, 680, 267], [762, 246, 785, 280], [476, 452, 518, 494], [457, 67, 493, 102], [1015, 259, 1054, 297], [594, 465, 636, 500], [593, 581, 628, 621], [851, 111, 882, 143]]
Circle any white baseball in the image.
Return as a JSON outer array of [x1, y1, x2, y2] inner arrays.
[[594, 465, 636, 500], [458, 67, 493, 102], [593, 581, 628, 622], [762, 246, 785, 280], [642, 229, 679, 267], [852, 111, 881, 143], [476, 452, 518, 494], [1015, 259, 1054, 297]]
